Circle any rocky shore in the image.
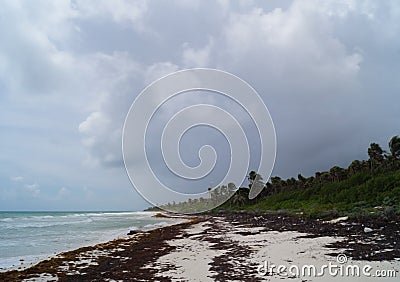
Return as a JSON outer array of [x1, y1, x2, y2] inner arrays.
[[1, 212, 399, 281]]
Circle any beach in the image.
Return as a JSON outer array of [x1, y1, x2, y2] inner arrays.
[[0, 211, 187, 274], [1, 211, 399, 281]]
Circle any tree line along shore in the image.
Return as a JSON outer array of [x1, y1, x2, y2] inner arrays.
[[150, 135, 400, 217]]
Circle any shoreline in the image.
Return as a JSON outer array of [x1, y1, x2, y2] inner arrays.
[[0, 211, 191, 274], [0, 215, 202, 281], [0, 211, 398, 281]]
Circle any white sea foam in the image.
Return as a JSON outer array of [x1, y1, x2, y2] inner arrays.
[[0, 218, 14, 222], [0, 211, 183, 272]]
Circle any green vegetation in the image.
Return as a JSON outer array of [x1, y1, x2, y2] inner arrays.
[[222, 169, 400, 218], [152, 183, 238, 213], [157, 135, 400, 217]]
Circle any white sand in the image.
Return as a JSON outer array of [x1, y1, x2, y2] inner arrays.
[[145, 222, 222, 281], [146, 219, 400, 281], [21, 273, 58, 282]]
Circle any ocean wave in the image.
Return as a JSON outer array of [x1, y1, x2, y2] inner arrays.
[[57, 212, 140, 218], [3, 218, 94, 229], [35, 215, 54, 219], [0, 212, 186, 273], [0, 218, 14, 222], [142, 221, 171, 231], [0, 254, 51, 272], [1, 215, 55, 222]]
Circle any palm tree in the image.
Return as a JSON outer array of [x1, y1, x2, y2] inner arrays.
[[298, 174, 306, 183], [270, 176, 282, 194], [228, 182, 237, 193], [348, 160, 362, 175], [247, 171, 265, 199], [315, 172, 322, 183], [320, 172, 332, 183], [368, 143, 385, 172], [287, 177, 297, 189], [330, 166, 346, 182], [389, 135, 400, 160], [264, 182, 273, 196], [305, 176, 315, 188], [231, 191, 246, 207], [248, 170, 257, 188]]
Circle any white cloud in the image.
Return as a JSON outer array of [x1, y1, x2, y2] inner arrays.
[[0, 3, 142, 172], [1, 0, 400, 210], [144, 62, 179, 85], [76, 52, 143, 167], [11, 176, 24, 182], [79, 112, 111, 137], [182, 38, 214, 67], [74, 0, 149, 31], [222, 3, 363, 81], [0, 2, 85, 100], [24, 183, 40, 196], [79, 111, 123, 167]]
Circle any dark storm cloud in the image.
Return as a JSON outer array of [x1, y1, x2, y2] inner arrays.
[[0, 0, 399, 210]]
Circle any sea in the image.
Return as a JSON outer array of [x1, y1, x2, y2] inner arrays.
[[0, 211, 180, 272]]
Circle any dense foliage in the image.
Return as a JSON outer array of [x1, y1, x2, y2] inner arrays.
[[156, 135, 400, 217], [221, 135, 400, 217]]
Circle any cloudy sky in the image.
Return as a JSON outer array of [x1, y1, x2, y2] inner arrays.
[[1, 0, 399, 211]]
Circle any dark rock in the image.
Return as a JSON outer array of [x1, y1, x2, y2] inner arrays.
[[127, 230, 140, 235]]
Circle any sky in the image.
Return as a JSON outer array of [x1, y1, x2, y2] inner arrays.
[[0, 0, 399, 211]]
